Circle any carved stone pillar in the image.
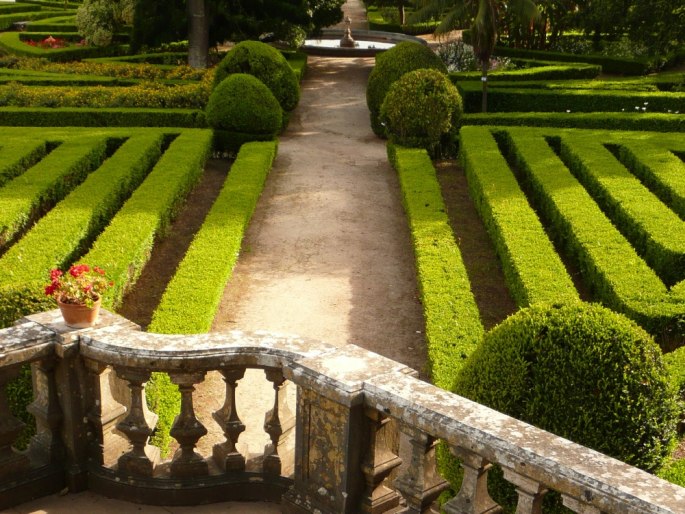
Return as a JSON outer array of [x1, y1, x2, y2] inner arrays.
[[213, 367, 246, 472], [394, 424, 448, 514], [115, 368, 160, 477], [562, 495, 601, 514], [443, 447, 501, 514], [263, 368, 284, 475], [84, 361, 128, 467], [502, 468, 547, 514], [360, 407, 402, 513], [0, 366, 30, 479], [169, 371, 208, 478], [27, 359, 63, 465]]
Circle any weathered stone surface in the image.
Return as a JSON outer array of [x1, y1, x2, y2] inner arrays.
[[0, 321, 56, 367], [364, 370, 685, 514]]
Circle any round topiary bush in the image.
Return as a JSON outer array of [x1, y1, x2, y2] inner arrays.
[[454, 302, 678, 473], [380, 68, 462, 155], [366, 41, 447, 136], [213, 40, 299, 112], [205, 73, 282, 151]]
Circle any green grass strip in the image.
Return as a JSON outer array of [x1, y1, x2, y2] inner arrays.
[[0, 133, 163, 293], [558, 134, 685, 286], [459, 126, 578, 308], [616, 142, 685, 220], [0, 138, 46, 187], [149, 140, 277, 334], [83, 129, 213, 309], [387, 143, 483, 391], [0, 136, 108, 248]]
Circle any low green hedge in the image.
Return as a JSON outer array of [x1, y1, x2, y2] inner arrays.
[[499, 127, 685, 344], [85, 52, 189, 65], [0, 136, 109, 248], [283, 50, 308, 82], [0, 107, 206, 127], [557, 135, 685, 286], [147, 140, 277, 453], [83, 129, 213, 309], [0, 81, 210, 109], [0, 3, 42, 14], [492, 45, 649, 75], [455, 81, 685, 113], [460, 112, 685, 132], [387, 143, 483, 390], [616, 141, 685, 219], [459, 126, 578, 307], [0, 134, 163, 322], [451, 62, 601, 82], [0, 32, 127, 61], [0, 10, 69, 31], [150, 140, 277, 333], [0, 138, 47, 187]]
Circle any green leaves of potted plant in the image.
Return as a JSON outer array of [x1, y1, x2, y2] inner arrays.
[[44, 264, 113, 328]]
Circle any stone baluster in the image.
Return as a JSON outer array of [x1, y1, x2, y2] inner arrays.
[[359, 407, 403, 513], [84, 361, 128, 467], [263, 367, 287, 475], [115, 368, 160, 477], [443, 446, 501, 514], [393, 424, 448, 513], [213, 367, 246, 472], [169, 371, 208, 478], [502, 468, 547, 514], [562, 495, 601, 514], [0, 366, 30, 479], [27, 359, 64, 464]]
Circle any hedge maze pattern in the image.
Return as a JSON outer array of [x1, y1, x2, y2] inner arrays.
[[0, 127, 213, 327], [460, 126, 685, 346]]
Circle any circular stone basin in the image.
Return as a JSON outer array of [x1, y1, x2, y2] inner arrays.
[[302, 28, 428, 57]]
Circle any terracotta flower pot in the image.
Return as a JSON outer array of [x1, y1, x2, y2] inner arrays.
[[57, 297, 102, 329]]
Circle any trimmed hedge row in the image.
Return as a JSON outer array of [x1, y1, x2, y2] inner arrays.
[[0, 138, 47, 187], [451, 62, 601, 82], [0, 10, 69, 31], [150, 140, 278, 333], [459, 126, 578, 307], [616, 141, 685, 219], [499, 127, 685, 343], [83, 129, 213, 309], [0, 81, 210, 109], [455, 81, 685, 113], [147, 140, 277, 454], [460, 112, 685, 132], [0, 32, 127, 61], [0, 4, 42, 14], [365, 6, 440, 35], [0, 134, 163, 320], [558, 135, 685, 286], [0, 136, 109, 248], [387, 143, 483, 391], [0, 107, 206, 127], [491, 45, 649, 75]]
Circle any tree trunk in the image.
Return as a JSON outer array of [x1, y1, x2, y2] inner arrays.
[[187, 0, 209, 69], [399, 5, 406, 26], [481, 59, 488, 113]]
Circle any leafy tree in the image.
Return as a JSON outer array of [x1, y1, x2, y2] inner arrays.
[[626, 0, 685, 57], [76, 0, 135, 46], [412, 0, 539, 112]]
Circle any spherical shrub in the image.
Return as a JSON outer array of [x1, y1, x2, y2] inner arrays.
[[380, 68, 462, 155], [366, 41, 447, 136], [213, 40, 299, 112], [205, 74, 282, 150], [454, 302, 678, 472]]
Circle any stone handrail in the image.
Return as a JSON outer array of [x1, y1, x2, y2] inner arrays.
[[0, 309, 683, 513]]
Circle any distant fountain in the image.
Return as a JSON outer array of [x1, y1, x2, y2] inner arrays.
[[339, 16, 356, 48]]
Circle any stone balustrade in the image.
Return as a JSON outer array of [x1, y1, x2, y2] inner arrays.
[[1, 309, 684, 513]]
